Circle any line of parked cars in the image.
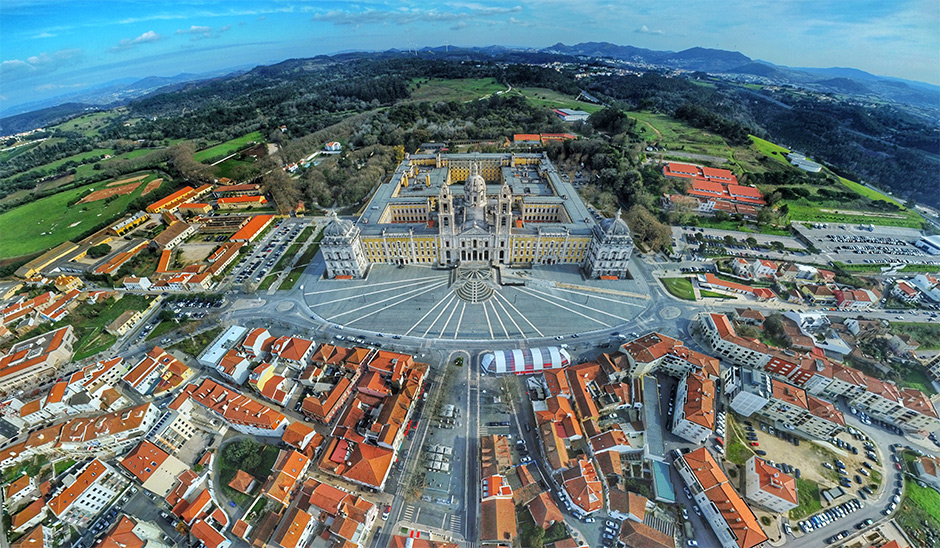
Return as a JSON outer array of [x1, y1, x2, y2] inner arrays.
[[797, 497, 861, 535]]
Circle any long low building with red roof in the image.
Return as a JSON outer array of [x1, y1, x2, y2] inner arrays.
[[675, 447, 767, 548], [217, 195, 267, 209], [230, 214, 274, 242], [744, 456, 798, 513], [182, 378, 288, 436], [703, 312, 939, 435], [662, 162, 765, 211]]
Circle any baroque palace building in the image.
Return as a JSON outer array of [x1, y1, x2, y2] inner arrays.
[[321, 152, 633, 281]]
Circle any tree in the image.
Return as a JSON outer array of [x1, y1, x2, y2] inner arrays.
[[87, 244, 111, 258], [624, 205, 672, 251]]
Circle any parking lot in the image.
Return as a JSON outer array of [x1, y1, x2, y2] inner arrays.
[[792, 222, 940, 266], [231, 218, 309, 286]]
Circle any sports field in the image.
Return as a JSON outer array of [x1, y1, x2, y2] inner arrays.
[[0, 173, 163, 259]]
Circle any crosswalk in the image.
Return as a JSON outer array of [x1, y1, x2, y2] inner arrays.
[[445, 513, 463, 535], [401, 504, 417, 523]]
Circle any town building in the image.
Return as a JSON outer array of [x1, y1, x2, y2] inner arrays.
[[182, 378, 288, 436], [674, 448, 767, 548], [671, 370, 716, 444], [744, 456, 798, 513], [46, 459, 126, 526], [0, 326, 75, 393], [119, 440, 189, 498], [151, 221, 196, 251]]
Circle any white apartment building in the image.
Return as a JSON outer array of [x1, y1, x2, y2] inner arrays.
[[744, 456, 798, 513], [47, 459, 126, 526], [671, 371, 715, 444]]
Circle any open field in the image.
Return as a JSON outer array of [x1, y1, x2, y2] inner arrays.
[[0, 173, 164, 259], [897, 479, 940, 545], [749, 135, 791, 166], [105, 174, 149, 187], [194, 131, 263, 163], [0, 140, 44, 163], [509, 87, 603, 113], [408, 77, 508, 103], [79, 180, 147, 203], [2, 146, 115, 184], [838, 177, 905, 207], [630, 111, 732, 157], [70, 294, 153, 360], [785, 202, 923, 228], [52, 110, 123, 137]]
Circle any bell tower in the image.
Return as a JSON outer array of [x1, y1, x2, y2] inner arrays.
[[438, 182, 455, 234]]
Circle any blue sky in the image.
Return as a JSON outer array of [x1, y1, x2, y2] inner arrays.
[[2, 0, 939, 111]]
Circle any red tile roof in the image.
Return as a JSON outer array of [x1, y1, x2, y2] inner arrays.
[[120, 441, 170, 483]]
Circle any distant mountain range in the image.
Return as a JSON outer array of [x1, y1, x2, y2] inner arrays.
[[541, 42, 939, 110]]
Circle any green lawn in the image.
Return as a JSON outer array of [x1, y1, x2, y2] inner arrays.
[[790, 478, 823, 520], [0, 173, 163, 259], [0, 140, 44, 163], [52, 110, 122, 137], [838, 177, 904, 207], [146, 319, 189, 342], [71, 294, 153, 359], [749, 135, 791, 166], [629, 110, 733, 158], [511, 87, 603, 113], [53, 459, 76, 476], [0, 147, 115, 184], [258, 274, 278, 290], [896, 480, 940, 545], [214, 157, 256, 179], [785, 201, 923, 229], [661, 277, 695, 300], [408, 77, 507, 103], [280, 228, 323, 291], [700, 290, 735, 299], [194, 131, 263, 163]]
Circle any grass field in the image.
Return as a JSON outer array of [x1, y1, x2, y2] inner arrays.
[[194, 131, 263, 163], [0, 173, 164, 259], [509, 87, 603, 113], [749, 135, 791, 166], [214, 157, 255, 179], [71, 294, 153, 360], [897, 479, 940, 545], [0, 140, 44, 163], [661, 277, 695, 300], [53, 110, 122, 137], [408, 77, 508, 103], [785, 202, 923, 229], [0, 146, 114, 185], [838, 177, 905, 207], [629, 111, 732, 157], [280, 227, 323, 290], [700, 290, 735, 299], [53, 459, 76, 476], [790, 478, 823, 520]]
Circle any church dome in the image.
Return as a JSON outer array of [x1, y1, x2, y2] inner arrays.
[[324, 216, 354, 236], [464, 173, 486, 198]]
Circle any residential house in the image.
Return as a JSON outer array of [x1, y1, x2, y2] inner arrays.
[[47, 459, 126, 527]]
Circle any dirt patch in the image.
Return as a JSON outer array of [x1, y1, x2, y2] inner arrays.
[[105, 174, 148, 187], [141, 178, 163, 195], [79, 181, 143, 203], [177, 243, 217, 265]]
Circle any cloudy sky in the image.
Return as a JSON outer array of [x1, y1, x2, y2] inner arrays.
[[2, 0, 939, 111]]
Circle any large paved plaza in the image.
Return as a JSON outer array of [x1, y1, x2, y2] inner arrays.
[[302, 260, 656, 340]]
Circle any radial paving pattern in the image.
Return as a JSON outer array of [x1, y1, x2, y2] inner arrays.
[[303, 263, 652, 340]]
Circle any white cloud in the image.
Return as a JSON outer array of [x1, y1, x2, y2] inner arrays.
[[634, 25, 664, 35], [176, 24, 232, 41], [0, 48, 83, 82], [33, 31, 57, 39], [111, 30, 163, 52]]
